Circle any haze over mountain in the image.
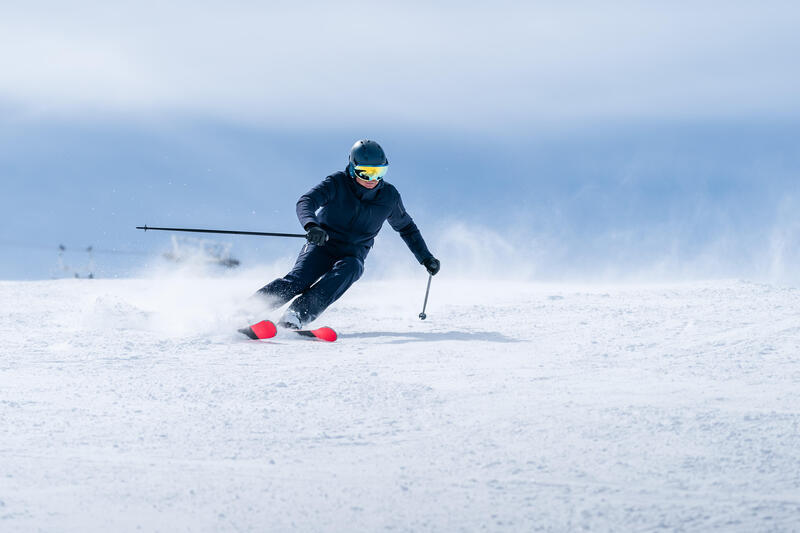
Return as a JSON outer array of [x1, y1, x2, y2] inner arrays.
[[2, 1, 799, 281]]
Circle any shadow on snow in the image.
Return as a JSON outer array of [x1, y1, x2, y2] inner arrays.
[[338, 330, 520, 344]]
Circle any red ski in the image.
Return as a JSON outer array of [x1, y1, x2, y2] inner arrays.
[[239, 321, 337, 342], [238, 320, 277, 340], [294, 327, 338, 342]]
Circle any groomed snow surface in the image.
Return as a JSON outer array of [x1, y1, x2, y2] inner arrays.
[[2, 276, 800, 531]]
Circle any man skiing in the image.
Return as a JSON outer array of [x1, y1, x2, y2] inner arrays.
[[255, 139, 440, 330]]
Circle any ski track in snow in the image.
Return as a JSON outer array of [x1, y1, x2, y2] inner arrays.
[[1, 278, 800, 531]]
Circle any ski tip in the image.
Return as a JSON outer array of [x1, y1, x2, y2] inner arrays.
[[296, 326, 337, 342], [240, 320, 277, 340], [313, 326, 337, 342]]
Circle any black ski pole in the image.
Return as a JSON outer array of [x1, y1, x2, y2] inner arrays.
[[136, 225, 306, 239], [419, 274, 432, 320]]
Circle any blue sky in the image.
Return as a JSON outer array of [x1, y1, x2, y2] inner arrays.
[[1, 1, 799, 280]]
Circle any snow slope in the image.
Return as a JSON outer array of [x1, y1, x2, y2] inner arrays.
[[1, 277, 800, 531]]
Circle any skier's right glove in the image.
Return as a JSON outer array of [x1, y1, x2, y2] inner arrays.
[[423, 257, 440, 276], [305, 224, 328, 246]]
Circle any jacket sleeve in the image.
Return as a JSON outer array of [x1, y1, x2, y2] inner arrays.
[[387, 192, 433, 264], [296, 175, 337, 229]]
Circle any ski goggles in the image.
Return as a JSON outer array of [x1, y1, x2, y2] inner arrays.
[[352, 164, 388, 181]]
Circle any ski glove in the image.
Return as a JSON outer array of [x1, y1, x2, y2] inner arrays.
[[305, 224, 328, 246], [423, 257, 440, 276]]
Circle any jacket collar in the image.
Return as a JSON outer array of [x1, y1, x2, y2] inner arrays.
[[345, 167, 385, 200]]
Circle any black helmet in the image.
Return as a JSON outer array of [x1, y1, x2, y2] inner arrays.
[[348, 139, 389, 181], [349, 139, 388, 167]]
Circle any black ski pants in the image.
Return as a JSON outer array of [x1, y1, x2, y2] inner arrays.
[[257, 243, 364, 324]]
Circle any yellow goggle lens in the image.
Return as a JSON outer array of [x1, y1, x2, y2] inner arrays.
[[354, 165, 388, 181]]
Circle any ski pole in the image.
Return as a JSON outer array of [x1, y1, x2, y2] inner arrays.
[[136, 225, 306, 239], [419, 274, 432, 320]]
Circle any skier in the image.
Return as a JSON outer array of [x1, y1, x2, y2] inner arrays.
[[255, 139, 440, 329]]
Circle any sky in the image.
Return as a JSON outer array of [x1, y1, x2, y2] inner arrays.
[[1, 1, 799, 280]]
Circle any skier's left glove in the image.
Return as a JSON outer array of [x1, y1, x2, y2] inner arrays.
[[423, 257, 440, 276]]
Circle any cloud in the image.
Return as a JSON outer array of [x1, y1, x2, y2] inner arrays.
[[1, 1, 799, 128]]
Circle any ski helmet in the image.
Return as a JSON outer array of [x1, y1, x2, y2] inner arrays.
[[349, 139, 389, 181]]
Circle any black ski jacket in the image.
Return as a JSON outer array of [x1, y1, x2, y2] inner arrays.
[[296, 169, 433, 263]]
